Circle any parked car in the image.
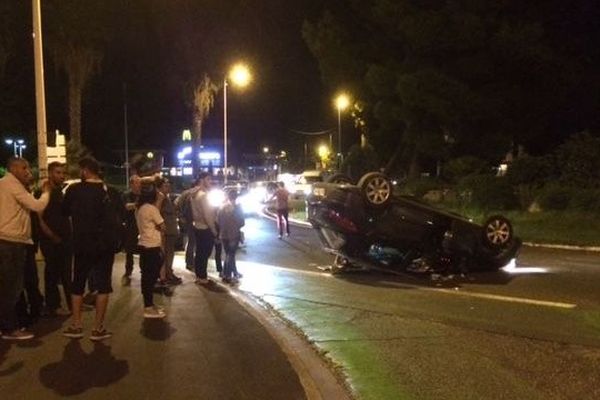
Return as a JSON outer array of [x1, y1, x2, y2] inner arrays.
[[292, 170, 325, 197], [306, 172, 521, 274]]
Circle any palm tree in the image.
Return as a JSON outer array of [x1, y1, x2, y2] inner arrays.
[[190, 74, 218, 173], [44, 0, 109, 146]]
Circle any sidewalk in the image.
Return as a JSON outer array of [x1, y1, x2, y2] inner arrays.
[[0, 254, 346, 400]]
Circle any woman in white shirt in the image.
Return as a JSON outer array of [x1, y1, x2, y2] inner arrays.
[[135, 184, 166, 319]]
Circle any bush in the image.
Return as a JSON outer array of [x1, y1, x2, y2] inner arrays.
[[536, 185, 572, 210], [567, 188, 600, 214], [555, 131, 600, 189], [506, 155, 555, 186], [457, 174, 518, 211], [401, 177, 445, 198], [443, 156, 490, 183]]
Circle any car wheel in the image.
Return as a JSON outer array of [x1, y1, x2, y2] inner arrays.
[[358, 172, 392, 208], [326, 173, 353, 185], [483, 215, 513, 248]]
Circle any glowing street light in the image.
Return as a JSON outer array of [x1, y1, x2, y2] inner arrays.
[[317, 144, 330, 160], [262, 146, 269, 154], [224, 62, 252, 182], [5, 138, 25, 157], [334, 93, 351, 163]]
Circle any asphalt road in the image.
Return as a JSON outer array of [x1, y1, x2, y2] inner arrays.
[[2, 214, 599, 400], [0, 249, 309, 400], [235, 215, 600, 400]]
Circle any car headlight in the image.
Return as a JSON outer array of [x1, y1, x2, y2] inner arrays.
[[207, 189, 225, 207]]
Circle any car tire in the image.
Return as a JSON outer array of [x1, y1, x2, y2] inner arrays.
[[326, 173, 353, 185], [357, 172, 392, 208], [482, 215, 513, 249]]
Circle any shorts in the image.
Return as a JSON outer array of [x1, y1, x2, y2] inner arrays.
[[72, 251, 114, 295]]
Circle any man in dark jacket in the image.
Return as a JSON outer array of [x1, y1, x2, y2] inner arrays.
[[122, 175, 141, 286], [38, 161, 72, 316]]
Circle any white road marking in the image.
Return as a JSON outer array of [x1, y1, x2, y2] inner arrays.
[[420, 287, 577, 309]]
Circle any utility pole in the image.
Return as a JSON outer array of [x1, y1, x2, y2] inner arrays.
[[124, 83, 130, 189], [32, 0, 48, 178]]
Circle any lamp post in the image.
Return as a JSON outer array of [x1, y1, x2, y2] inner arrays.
[[32, 0, 48, 178], [5, 139, 16, 156], [4, 139, 25, 157], [223, 63, 252, 183], [334, 93, 350, 166]]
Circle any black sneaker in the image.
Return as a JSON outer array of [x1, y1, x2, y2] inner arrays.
[[90, 328, 112, 341], [63, 326, 84, 339]]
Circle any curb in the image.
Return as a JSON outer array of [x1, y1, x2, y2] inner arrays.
[[208, 274, 352, 400]]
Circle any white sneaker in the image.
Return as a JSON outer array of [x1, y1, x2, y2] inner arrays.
[[144, 306, 166, 319]]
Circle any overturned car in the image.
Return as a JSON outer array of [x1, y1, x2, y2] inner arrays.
[[306, 172, 521, 274]]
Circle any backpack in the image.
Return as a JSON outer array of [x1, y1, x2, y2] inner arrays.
[[100, 184, 126, 253]]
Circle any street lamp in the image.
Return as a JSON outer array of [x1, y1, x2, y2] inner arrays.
[[4, 138, 25, 157], [318, 144, 330, 170], [223, 62, 252, 182], [334, 93, 351, 163]]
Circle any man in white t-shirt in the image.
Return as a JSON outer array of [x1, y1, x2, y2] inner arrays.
[[190, 172, 217, 284]]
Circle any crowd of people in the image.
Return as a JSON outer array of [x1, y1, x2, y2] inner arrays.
[[0, 156, 252, 341]]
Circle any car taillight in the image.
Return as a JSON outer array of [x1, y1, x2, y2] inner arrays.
[[327, 210, 358, 233]]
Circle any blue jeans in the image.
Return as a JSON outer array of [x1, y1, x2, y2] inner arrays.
[[140, 247, 162, 307], [222, 239, 239, 279], [185, 224, 196, 268], [193, 228, 214, 279], [0, 240, 27, 332]]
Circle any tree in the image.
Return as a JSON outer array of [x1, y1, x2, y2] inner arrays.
[[303, 1, 600, 177], [189, 74, 218, 173], [44, 0, 111, 146]]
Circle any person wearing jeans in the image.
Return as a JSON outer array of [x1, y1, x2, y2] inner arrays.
[[135, 183, 166, 319], [270, 182, 290, 238], [38, 161, 72, 316], [0, 157, 49, 341], [122, 175, 141, 286], [190, 172, 217, 284], [217, 190, 245, 284]]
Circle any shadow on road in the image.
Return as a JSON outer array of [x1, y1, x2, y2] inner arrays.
[[140, 319, 176, 341], [39, 341, 129, 396], [0, 341, 23, 377]]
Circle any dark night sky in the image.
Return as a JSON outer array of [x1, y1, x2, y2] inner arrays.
[[81, 1, 337, 165], [1, 1, 346, 167]]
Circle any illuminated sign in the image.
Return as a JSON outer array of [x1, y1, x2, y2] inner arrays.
[[199, 152, 220, 161]]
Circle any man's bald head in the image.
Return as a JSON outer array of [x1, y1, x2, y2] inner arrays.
[[6, 157, 33, 186]]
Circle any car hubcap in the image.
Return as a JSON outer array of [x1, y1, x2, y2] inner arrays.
[[486, 219, 511, 245], [366, 178, 390, 204]]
